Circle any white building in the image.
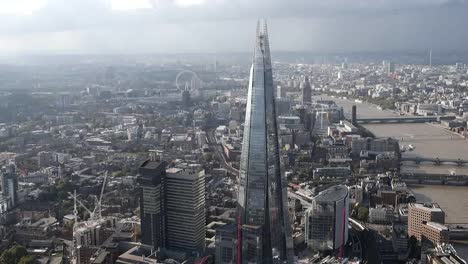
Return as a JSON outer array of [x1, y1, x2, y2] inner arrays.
[[369, 205, 394, 224]]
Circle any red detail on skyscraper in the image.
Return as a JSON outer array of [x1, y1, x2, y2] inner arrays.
[[339, 205, 346, 259], [238, 212, 242, 264]]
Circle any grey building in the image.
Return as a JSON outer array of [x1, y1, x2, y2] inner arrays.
[[215, 224, 237, 264], [138, 160, 167, 250], [1, 162, 18, 209], [302, 76, 312, 105], [236, 20, 294, 263], [305, 185, 349, 252], [166, 168, 206, 255]]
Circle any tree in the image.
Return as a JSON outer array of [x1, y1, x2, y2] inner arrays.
[[19, 256, 35, 264], [357, 207, 369, 222], [383, 227, 392, 238], [1, 245, 28, 264], [408, 235, 419, 258]]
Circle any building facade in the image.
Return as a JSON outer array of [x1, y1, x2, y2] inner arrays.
[[408, 203, 445, 241], [305, 185, 349, 252], [215, 224, 237, 264], [165, 168, 206, 255], [302, 76, 312, 105], [236, 20, 294, 263], [138, 160, 167, 250], [1, 162, 18, 209]]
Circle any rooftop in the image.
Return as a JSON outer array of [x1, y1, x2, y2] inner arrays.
[[314, 185, 348, 202], [139, 160, 164, 170], [411, 203, 444, 213], [426, 221, 448, 231]]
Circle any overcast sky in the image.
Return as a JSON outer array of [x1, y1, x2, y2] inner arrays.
[[0, 0, 467, 55]]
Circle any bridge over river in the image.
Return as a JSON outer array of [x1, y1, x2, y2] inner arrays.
[[356, 115, 456, 124], [401, 157, 468, 166]]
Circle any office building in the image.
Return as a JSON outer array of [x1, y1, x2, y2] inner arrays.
[[138, 160, 167, 250], [215, 224, 237, 264], [138, 159, 206, 256], [408, 203, 445, 241], [302, 76, 312, 105], [236, 20, 294, 263], [387, 62, 396, 74], [165, 168, 206, 255], [305, 185, 349, 252], [421, 222, 449, 245], [277, 85, 286, 98], [1, 162, 18, 208], [275, 98, 292, 116]]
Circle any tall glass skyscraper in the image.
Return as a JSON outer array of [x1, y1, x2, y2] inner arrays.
[[237, 20, 294, 263]]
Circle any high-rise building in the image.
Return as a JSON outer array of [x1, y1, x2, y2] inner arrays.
[[138, 160, 167, 250], [305, 185, 349, 252], [236, 20, 294, 263], [215, 224, 237, 264], [1, 162, 18, 208], [301, 76, 312, 105], [387, 62, 396, 74], [165, 168, 206, 255], [138, 160, 206, 256], [408, 203, 445, 241], [277, 85, 286, 98]]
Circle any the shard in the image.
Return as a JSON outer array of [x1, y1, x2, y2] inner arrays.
[[237, 20, 294, 263]]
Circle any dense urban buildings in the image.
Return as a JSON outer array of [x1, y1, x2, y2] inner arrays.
[[0, 9, 468, 264], [236, 21, 294, 263]]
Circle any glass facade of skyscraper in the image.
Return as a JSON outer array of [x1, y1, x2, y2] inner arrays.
[[237, 20, 294, 263]]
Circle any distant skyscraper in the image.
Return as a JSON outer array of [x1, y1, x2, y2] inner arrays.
[[237, 20, 294, 263], [429, 48, 433, 68], [277, 85, 285, 98], [387, 62, 396, 74], [1, 162, 18, 209], [302, 76, 312, 105], [138, 160, 167, 250]]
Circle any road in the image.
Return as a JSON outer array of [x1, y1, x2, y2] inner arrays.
[[206, 130, 239, 176]]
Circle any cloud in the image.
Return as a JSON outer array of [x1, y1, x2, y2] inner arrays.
[[0, 0, 47, 15], [0, 0, 467, 54]]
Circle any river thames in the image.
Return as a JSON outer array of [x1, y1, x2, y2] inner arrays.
[[315, 95, 468, 258], [314, 95, 468, 223]]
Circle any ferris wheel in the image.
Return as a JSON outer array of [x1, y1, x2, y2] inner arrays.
[[175, 70, 202, 91]]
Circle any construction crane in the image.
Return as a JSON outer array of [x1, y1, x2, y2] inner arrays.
[[69, 171, 108, 221], [93, 172, 108, 220], [69, 191, 94, 219]]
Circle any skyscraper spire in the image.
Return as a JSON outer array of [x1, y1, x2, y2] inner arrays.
[[237, 20, 294, 263]]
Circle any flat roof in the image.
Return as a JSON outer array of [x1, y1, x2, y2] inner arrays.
[[314, 185, 348, 202], [426, 222, 448, 231], [411, 203, 444, 213], [139, 160, 163, 170]]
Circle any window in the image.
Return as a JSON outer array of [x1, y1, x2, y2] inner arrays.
[[222, 247, 233, 262]]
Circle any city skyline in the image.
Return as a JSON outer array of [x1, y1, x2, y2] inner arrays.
[[1, 4, 468, 263]]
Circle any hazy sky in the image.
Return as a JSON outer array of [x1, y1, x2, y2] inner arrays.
[[0, 0, 467, 55]]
